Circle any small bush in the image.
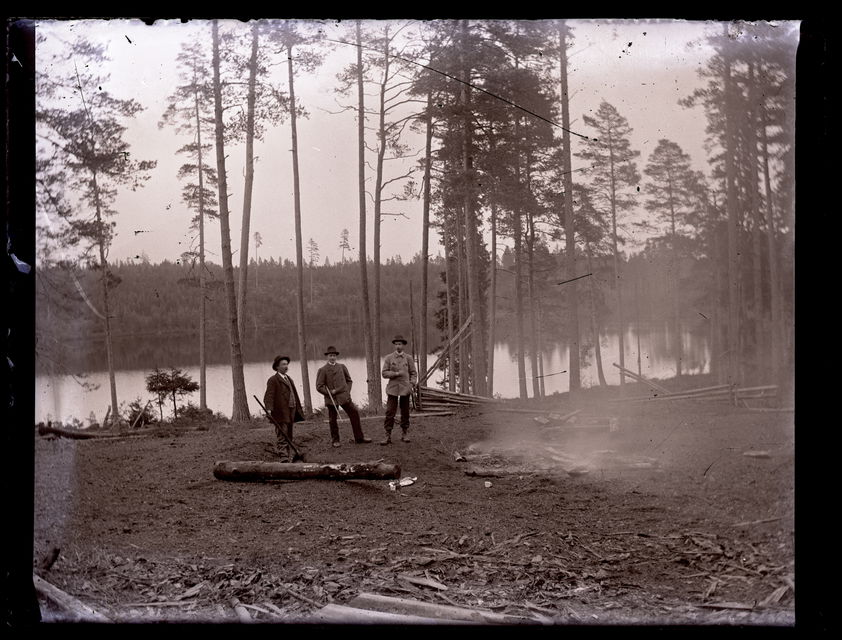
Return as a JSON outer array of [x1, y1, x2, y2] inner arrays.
[[127, 398, 157, 429], [176, 403, 214, 423]]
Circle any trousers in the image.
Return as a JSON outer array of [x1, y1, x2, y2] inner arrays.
[[383, 394, 410, 432], [274, 421, 294, 461], [327, 401, 365, 442]]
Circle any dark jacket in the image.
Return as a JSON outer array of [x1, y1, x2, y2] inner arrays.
[[316, 362, 353, 406], [264, 372, 304, 424]]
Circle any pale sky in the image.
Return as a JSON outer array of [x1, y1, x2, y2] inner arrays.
[[34, 18, 797, 267]]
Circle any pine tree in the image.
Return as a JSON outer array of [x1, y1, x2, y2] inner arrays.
[[643, 139, 702, 377], [159, 35, 219, 411], [36, 34, 156, 426], [575, 101, 640, 392]]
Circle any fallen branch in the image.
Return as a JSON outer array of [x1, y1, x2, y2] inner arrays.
[[695, 602, 754, 611], [732, 516, 784, 528], [397, 573, 448, 591], [33, 574, 111, 622], [612, 363, 671, 394], [279, 585, 322, 608], [313, 602, 473, 624], [348, 592, 526, 624], [241, 602, 282, 619], [230, 596, 253, 623]]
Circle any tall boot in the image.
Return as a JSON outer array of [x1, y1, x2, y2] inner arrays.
[[380, 432, 392, 446], [400, 429, 410, 443]]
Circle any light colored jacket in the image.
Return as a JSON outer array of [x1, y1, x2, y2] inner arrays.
[[382, 350, 417, 396]]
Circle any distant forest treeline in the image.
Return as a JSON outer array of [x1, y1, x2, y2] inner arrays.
[[36, 246, 728, 374]]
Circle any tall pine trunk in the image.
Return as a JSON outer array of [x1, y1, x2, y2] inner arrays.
[[460, 19, 486, 397], [514, 212, 528, 399], [194, 86, 207, 411], [670, 206, 682, 377], [92, 171, 119, 425], [420, 89, 433, 387], [609, 143, 626, 392], [444, 233, 457, 392], [372, 36, 390, 357], [237, 24, 259, 347], [585, 242, 607, 387], [356, 21, 380, 412], [211, 21, 250, 421], [487, 202, 497, 397], [527, 213, 540, 398], [456, 208, 468, 394], [558, 20, 581, 394], [760, 102, 782, 379], [286, 43, 313, 415], [723, 26, 742, 386]]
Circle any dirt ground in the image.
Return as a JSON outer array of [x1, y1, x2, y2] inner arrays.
[[31, 380, 795, 626]]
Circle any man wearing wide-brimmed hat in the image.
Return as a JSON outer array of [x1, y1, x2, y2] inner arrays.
[[380, 334, 417, 445], [316, 346, 370, 447], [264, 355, 305, 462]]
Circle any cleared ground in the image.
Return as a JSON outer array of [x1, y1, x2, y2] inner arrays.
[[33, 382, 794, 625]]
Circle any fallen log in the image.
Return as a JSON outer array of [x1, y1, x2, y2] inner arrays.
[[612, 363, 670, 394], [347, 592, 528, 624], [495, 407, 563, 415], [37, 424, 102, 439], [33, 574, 111, 622], [314, 603, 473, 625], [550, 409, 582, 423], [213, 460, 401, 481]]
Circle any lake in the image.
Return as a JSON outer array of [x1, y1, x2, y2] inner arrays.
[[34, 324, 710, 424]]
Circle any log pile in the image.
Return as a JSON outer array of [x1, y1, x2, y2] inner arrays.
[[611, 383, 779, 406], [417, 386, 498, 412]]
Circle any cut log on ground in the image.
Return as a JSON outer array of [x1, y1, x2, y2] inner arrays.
[[213, 461, 401, 481], [37, 424, 104, 439], [313, 602, 473, 624], [346, 592, 532, 624], [33, 573, 111, 622]]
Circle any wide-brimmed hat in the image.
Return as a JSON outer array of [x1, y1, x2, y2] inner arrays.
[[272, 355, 291, 370], [324, 346, 340, 356], [392, 335, 408, 345]]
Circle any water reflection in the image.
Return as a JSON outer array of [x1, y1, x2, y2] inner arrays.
[[35, 323, 709, 423]]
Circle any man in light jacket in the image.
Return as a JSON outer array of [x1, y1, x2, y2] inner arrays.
[[315, 346, 371, 447], [380, 334, 417, 446]]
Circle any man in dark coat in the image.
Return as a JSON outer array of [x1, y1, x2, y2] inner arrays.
[[315, 346, 371, 447], [264, 355, 304, 462]]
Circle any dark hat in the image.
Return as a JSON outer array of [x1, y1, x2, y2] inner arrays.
[[324, 346, 340, 356], [272, 355, 291, 370], [392, 335, 408, 345]]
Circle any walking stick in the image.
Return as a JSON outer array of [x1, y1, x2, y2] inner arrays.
[[326, 388, 345, 422], [253, 395, 303, 460]]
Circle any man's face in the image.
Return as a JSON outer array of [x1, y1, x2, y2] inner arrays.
[[394, 342, 405, 353], [277, 360, 289, 374], [327, 353, 337, 364]]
